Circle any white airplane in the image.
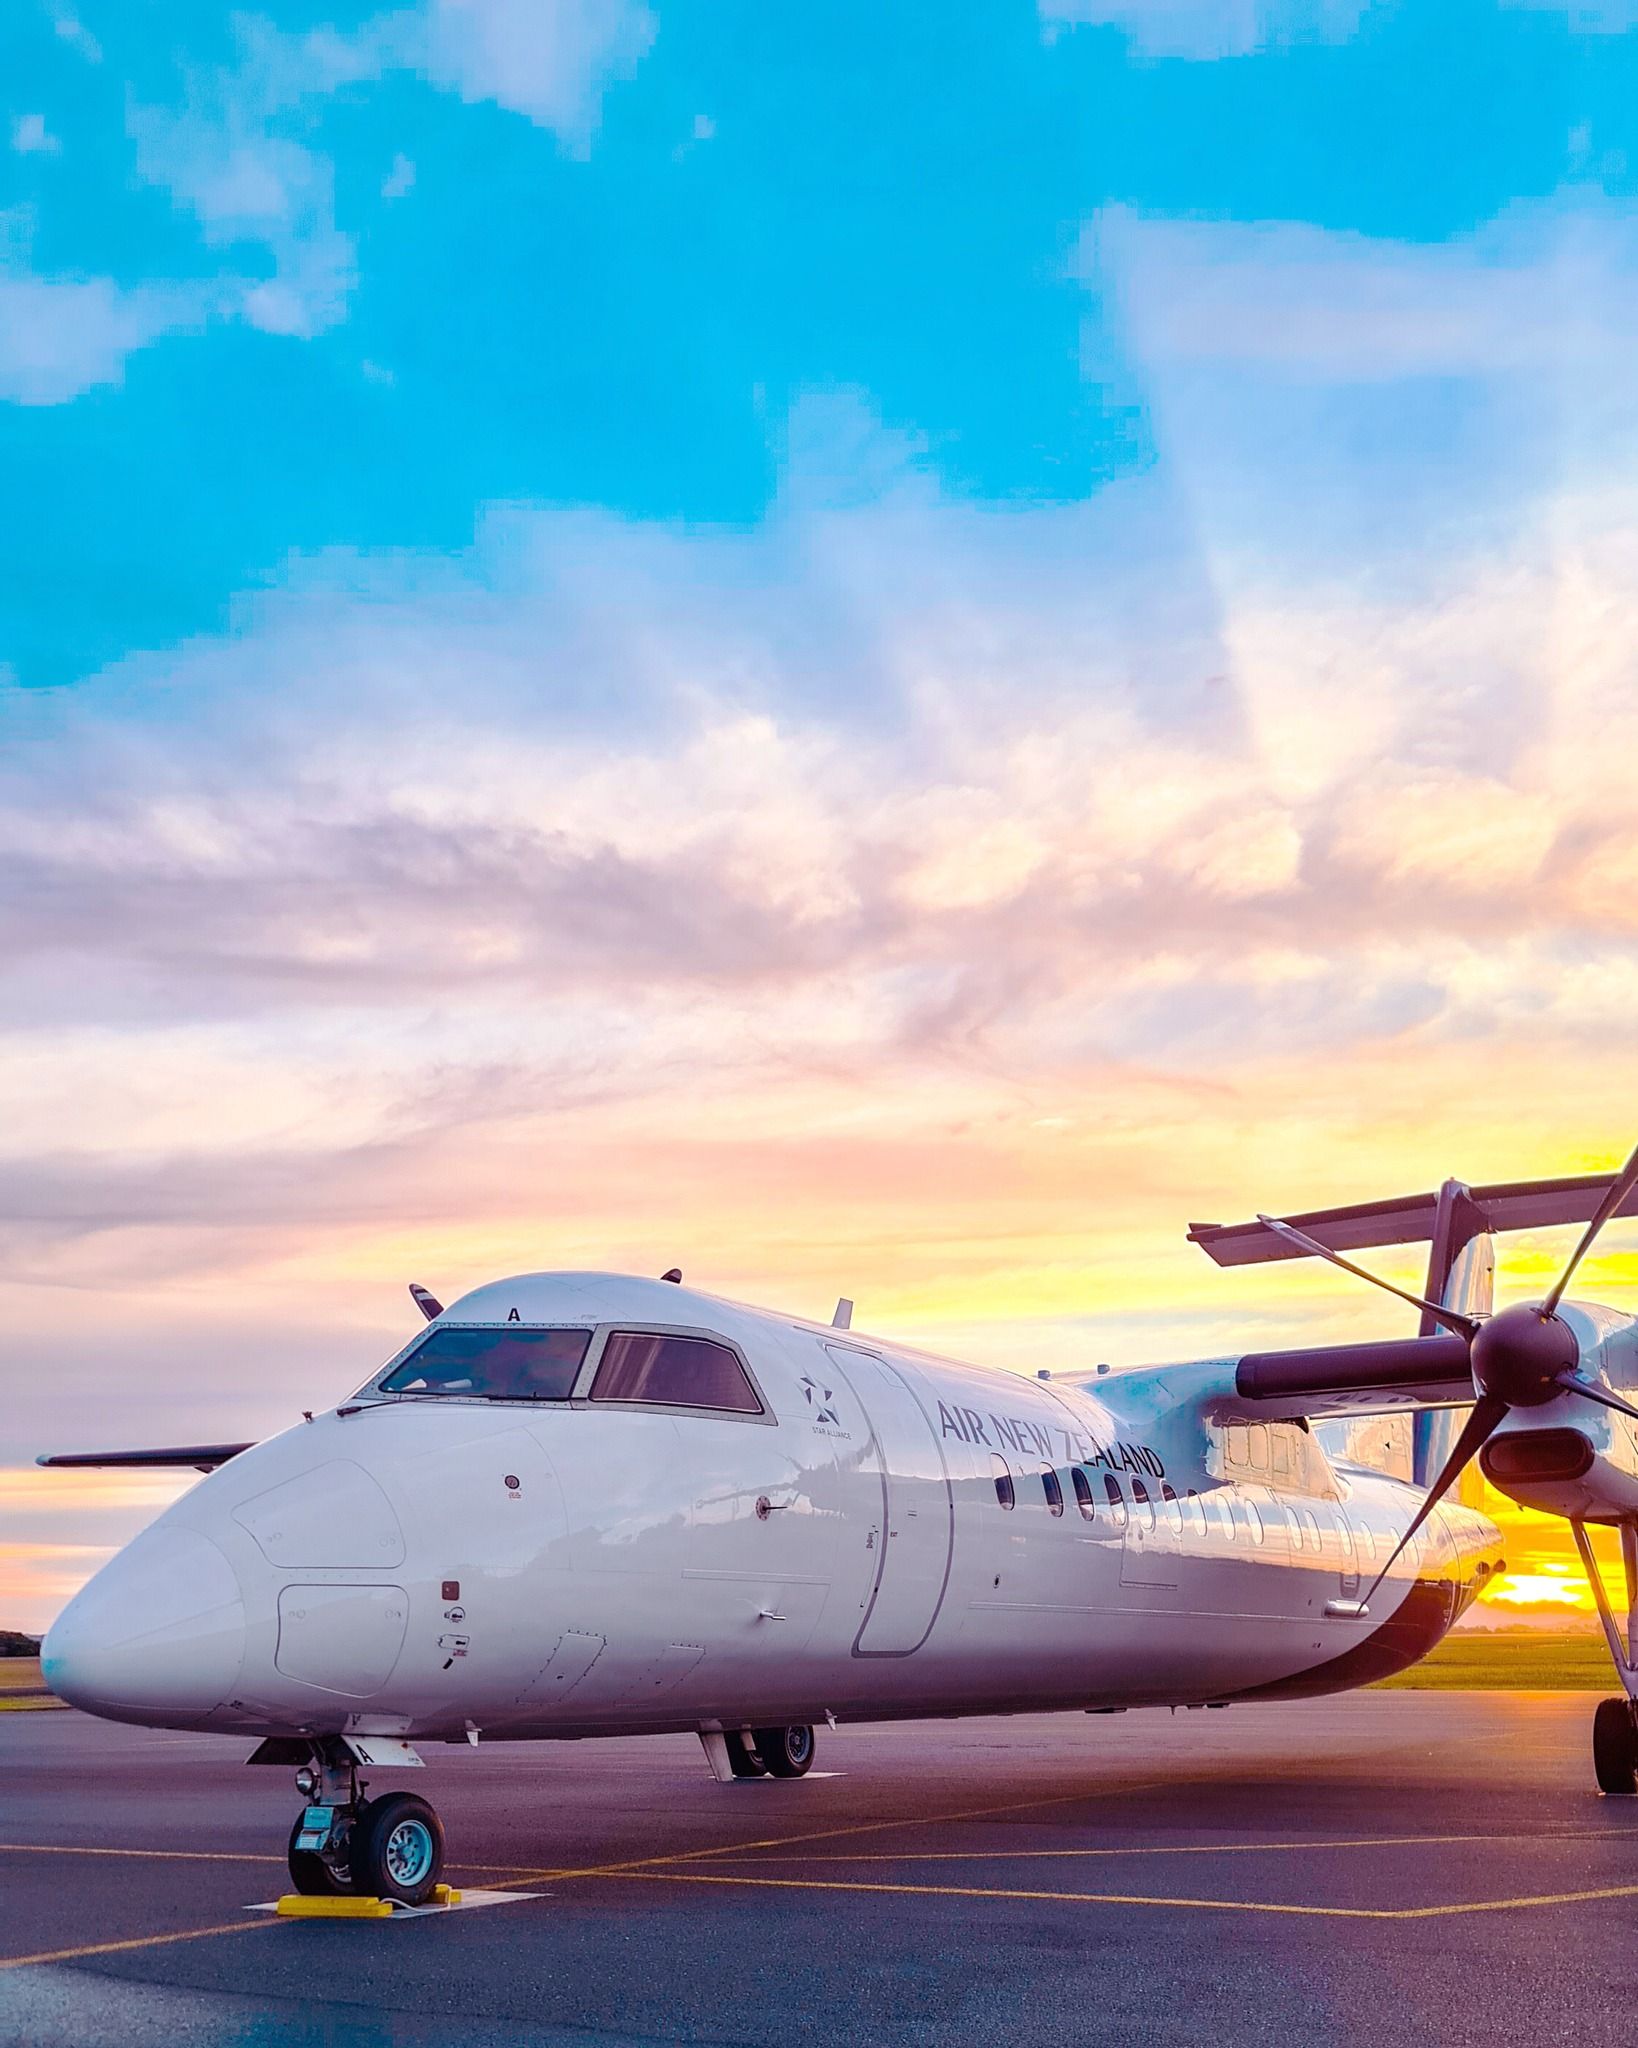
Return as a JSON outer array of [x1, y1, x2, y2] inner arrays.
[[38, 1154, 1638, 1908]]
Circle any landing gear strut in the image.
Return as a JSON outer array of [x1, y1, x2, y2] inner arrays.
[[1572, 1518, 1638, 1797], [703, 1724, 817, 1781], [286, 1742, 446, 1904]]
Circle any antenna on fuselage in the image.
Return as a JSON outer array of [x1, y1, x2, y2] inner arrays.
[[409, 1283, 444, 1322], [661, 1268, 683, 1283], [831, 1298, 853, 1329]]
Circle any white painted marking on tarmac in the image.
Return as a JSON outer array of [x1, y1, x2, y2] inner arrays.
[[245, 1889, 536, 1919]]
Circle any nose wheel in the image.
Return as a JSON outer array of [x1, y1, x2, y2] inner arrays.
[[350, 1792, 445, 1904], [285, 1746, 446, 1906]]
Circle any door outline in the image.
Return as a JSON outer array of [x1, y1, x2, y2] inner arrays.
[[823, 1345, 955, 1658]]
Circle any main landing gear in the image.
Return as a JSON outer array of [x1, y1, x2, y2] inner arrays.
[[285, 1743, 446, 1905], [711, 1724, 817, 1780], [1572, 1518, 1638, 1797], [1593, 1698, 1638, 1796]]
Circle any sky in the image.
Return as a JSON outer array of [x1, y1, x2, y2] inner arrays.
[[5, 0, 1638, 1632]]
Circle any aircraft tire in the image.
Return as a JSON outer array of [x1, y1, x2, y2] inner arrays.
[[1593, 1697, 1638, 1796], [348, 1791, 445, 1904], [723, 1730, 768, 1778], [754, 1725, 815, 1778], [287, 1813, 356, 1896]]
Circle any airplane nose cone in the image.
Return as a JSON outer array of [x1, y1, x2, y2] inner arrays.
[[42, 1524, 246, 1725]]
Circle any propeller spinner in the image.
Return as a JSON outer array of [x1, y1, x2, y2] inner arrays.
[[1262, 1140, 1638, 1614]]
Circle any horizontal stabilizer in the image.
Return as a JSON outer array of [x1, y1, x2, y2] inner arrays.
[[36, 1443, 252, 1472], [1190, 1169, 1638, 1268]]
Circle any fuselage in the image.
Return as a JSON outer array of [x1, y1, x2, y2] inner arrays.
[[42, 1272, 1503, 1739]]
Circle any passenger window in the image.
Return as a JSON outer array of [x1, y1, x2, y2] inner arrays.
[[589, 1331, 761, 1413], [1041, 1468, 1064, 1517], [1186, 1488, 1207, 1534], [1071, 1467, 1097, 1521], [1358, 1520, 1377, 1562], [1337, 1511, 1356, 1562], [1104, 1473, 1129, 1528], [1132, 1478, 1157, 1531], [1245, 1498, 1265, 1545], [1161, 1482, 1184, 1534], [992, 1454, 1015, 1510], [1214, 1494, 1236, 1541], [1302, 1508, 1322, 1550], [381, 1325, 591, 1400], [1284, 1505, 1303, 1549]]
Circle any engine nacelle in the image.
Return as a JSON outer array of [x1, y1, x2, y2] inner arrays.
[[1479, 1307, 1638, 1519], [1480, 1426, 1638, 1520]]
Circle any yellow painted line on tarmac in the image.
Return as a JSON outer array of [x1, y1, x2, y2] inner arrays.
[[495, 1772, 1210, 1890], [735, 1826, 1624, 1865], [0, 1918, 281, 1973], [0, 1841, 280, 1866], [601, 1867, 1638, 1922], [0, 1841, 549, 1880]]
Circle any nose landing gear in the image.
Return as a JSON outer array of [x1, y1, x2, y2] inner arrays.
[[284, 1741, 446, 1905]]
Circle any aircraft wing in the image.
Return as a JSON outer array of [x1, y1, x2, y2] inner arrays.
[[36, 1444, 253, 1472], [1224, 1334, 1474, 1421]]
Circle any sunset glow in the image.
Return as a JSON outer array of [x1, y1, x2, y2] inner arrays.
[[6, 2, 1638, 1637]]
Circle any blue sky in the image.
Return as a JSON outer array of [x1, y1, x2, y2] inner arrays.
[[5, 0, 1632, 681], [7, 0, 1638, 1625]]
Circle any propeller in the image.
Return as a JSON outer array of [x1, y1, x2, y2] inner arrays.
[[1264, 1142, 1638, 1612]]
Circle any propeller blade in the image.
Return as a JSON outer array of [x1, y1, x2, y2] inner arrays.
[[1554, 1374, 1638, 1426], [1543, 1140, 1638, 1315], [1254, 1214, 1479, 1340], [1356, 1391, 1510, 1610]]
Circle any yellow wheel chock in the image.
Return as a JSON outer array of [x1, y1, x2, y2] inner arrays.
[[274, 1883, 462, 1918]]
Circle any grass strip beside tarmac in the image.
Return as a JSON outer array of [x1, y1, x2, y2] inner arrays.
[[0, 1659, 62, 1711]]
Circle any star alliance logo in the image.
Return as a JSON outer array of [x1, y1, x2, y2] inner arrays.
[[800, 1375, 840, 1425]]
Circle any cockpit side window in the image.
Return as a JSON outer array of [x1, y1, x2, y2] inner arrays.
[[590, 1331, 763, 1414], [380, 1326, 591, 1401]]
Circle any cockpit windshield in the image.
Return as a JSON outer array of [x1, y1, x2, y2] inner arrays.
[[378, 1326, 592, 1402]]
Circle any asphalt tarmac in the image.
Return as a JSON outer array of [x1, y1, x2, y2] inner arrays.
[[3, 1693, 1637, 2047]]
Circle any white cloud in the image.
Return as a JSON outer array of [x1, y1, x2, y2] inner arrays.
[[1088, 199, 1638, 383], [1041, 0, 1366, 60], [130, 103, 356, 340], [51, 10, 101, 63], [1502, 0, 1638, 27], [12, 114, 60, 156], [416, 0, 656, 146], [0, 266, 210, 404], [120, 1, 659, 351]]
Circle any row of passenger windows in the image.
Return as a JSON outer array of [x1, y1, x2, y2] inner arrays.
[[378, 1327, 762, 1414], [988, 1456, 1382, 1558]]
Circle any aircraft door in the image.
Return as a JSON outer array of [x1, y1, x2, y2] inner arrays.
[[823, 1346, 953, 1656], [1119, 1476, 1184, 1589]]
